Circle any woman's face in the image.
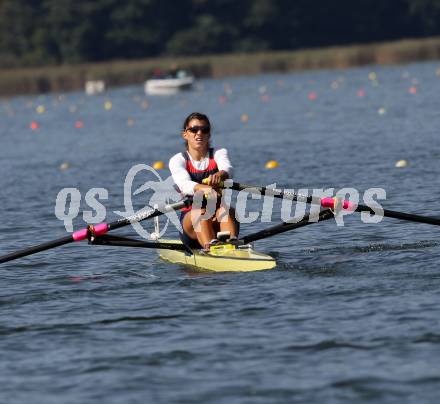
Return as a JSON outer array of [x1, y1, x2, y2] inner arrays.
[[182, 119, 210, 151]]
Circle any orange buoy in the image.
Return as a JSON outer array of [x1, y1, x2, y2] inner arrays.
[[30, 121, 40, 130]]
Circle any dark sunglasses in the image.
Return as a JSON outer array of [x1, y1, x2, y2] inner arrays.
[[186, 125, 210, 134]]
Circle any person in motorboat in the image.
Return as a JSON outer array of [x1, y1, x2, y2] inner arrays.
[[169, 112, 239, 251]]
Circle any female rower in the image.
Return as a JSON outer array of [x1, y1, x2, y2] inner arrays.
[[169, 112, 238, 251]]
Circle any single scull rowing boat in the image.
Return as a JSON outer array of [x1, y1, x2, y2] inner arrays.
[[158, 239, 276, 272]]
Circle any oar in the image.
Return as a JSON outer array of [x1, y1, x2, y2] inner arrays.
[[217, 180, 440, 226], [0, 199, 191, 264], [241, 209, 334, 244]]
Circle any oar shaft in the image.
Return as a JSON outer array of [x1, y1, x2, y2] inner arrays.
[[365, 206, 440, 226], [242, 210, 334, 244], [0, 235, 73, 264], [107, 199, 189, 232], [226, 181, 440, 226]]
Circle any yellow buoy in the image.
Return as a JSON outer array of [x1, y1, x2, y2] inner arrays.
[[153, 161, 165, 170], [265, 160, 279, 169], [36, 105, 45, 114], [104, 101, 112, 110], [368, 72, 377, 81], [395, 159, 408, 168]]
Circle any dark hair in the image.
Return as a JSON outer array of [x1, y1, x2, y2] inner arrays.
[[182, 112, 211, 131]]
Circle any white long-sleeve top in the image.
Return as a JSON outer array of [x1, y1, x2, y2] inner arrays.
[[169, 148, 233, 195]]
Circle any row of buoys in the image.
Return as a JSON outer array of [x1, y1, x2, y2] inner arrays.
[[22, 99, 417, 133], [217, 84, 417, 105], [30, 120, 86, 129], [30, 105, 405, 131], [57, 158, 407, 172], [12, 69, 432, 123]]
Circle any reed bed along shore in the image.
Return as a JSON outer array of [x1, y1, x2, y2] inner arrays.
[[1, 37, 440, 96]]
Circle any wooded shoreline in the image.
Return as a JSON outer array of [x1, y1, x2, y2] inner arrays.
[[1, 37, 440, 97]]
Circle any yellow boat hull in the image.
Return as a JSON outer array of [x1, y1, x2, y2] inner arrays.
[[158, 239, 276, 272]]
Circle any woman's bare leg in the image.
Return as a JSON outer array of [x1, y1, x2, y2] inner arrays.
[[216, 206, 238, 237], [183, 208, 216, 248]]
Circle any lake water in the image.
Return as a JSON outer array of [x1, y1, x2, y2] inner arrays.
[[1, 61, 440, 403]]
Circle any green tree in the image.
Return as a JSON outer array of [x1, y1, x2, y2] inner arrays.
[[0, 0, 439, 67], [408, 0, 440, 34]]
